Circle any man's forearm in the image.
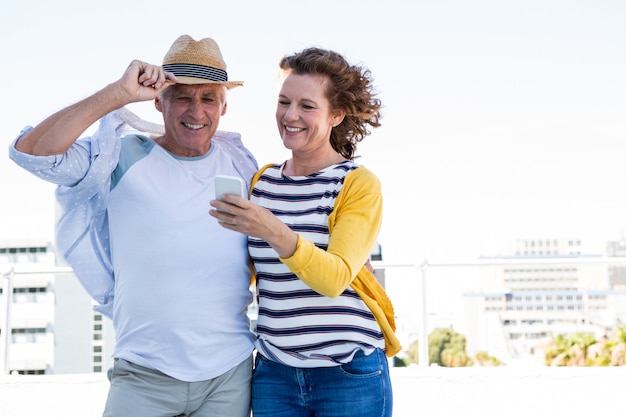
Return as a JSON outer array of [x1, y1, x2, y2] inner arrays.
[[14, 83, 128, 156]]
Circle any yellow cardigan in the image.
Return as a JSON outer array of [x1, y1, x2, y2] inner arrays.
[[250, 164, 402, 357]]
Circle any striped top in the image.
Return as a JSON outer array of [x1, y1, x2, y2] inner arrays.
[[248, 161, 385, 367]]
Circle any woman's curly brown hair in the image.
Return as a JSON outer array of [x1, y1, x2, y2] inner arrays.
[[279, 48, 382, 160]]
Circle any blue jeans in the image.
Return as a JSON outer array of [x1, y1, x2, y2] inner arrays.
[[252, 348, 392, 417]]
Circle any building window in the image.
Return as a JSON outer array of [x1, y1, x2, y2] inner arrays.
[[0, 246, 49, 263], [16, 369, 45, 375], [12, 328, 46, 343], [13, 287, 47, 303]]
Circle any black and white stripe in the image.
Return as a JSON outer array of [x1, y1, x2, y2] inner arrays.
[[162, 63, 229, 82], [249, 162, 385, 367]]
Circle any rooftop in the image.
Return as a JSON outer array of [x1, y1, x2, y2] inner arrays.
[[1, 366, 624, 416]]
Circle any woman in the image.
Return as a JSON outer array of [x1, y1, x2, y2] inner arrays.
[[210, 47, 400, 417]]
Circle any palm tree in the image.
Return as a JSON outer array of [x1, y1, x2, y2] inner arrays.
[[545, 332, 596, 366], [545, 326, 626, 366]]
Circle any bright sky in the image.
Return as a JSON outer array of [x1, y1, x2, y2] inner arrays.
[[1, 0, 625, 264]]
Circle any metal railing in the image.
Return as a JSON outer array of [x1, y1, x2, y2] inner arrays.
[[3, 257, 626, 373]]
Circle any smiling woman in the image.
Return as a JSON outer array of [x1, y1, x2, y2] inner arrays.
[[210, 46, 398, 417], [276, 72, 346, 173]]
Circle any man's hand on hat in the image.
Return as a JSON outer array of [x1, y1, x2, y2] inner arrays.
[[117, 60, 177, 103]]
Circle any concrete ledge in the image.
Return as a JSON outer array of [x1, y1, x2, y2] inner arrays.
[[392, 366, 625, 416], [1, 367, 624, 416]]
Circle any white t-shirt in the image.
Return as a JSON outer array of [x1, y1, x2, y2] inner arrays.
[[107, 135, 255, 381]]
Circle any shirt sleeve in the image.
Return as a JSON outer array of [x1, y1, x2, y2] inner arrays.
[[8, 126, 92, 187], [280, 167, 383, 297]]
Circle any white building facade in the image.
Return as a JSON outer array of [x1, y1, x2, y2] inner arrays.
[[0, 239, 114, 375], [461, 237, 626, 363]]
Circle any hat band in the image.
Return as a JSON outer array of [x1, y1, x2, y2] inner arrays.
[[163, 63, 229, 82]]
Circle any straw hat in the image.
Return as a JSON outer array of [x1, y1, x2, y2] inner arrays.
[[162, 35, 243, 89]]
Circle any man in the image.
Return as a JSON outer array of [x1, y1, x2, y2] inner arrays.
[[9, 35, 258, 417]]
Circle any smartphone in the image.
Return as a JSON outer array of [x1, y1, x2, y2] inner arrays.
[[215, 175, 245, 200]]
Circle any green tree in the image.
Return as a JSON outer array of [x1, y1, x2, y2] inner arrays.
[[441, 348, 473, 367], [545, 332, 596, 366], [395, 339, 419, 367], [404, 339, 419, 365], [428, 328, 471, 367], [543, 329, 626, 366], [428, 328, 451, 365], [610, 325, 626, 366], [474, 350, 502, 366]]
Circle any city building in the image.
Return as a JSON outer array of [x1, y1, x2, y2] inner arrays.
[[0, 239, 114, 375], [461, 237, 626, 363], [607, 235, 626, 289]]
